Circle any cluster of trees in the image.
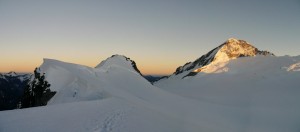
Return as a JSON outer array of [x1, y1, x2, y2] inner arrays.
[[21, 68, 56, 108]]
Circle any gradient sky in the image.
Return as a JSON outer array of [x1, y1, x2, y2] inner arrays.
[[1, 0, 300, 75]]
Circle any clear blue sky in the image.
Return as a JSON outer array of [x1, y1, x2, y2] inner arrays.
[[0, 0, 299, 75]]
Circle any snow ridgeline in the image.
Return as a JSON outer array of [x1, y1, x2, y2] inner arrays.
[[38, 55, 145, 104], [1, 39, 300, 132], [1, 54, 223, 131]]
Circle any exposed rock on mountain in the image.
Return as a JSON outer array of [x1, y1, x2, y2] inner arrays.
[[166, 38, 274, 79]]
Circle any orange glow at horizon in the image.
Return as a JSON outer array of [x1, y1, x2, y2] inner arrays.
[[1, 0, 300, 76], [0, 56, 179, 75]]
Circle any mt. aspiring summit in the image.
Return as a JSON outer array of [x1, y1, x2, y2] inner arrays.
[[158, 38, 274, 80]]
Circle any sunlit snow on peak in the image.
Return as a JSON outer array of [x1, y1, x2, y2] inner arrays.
[[287, 62, 300, 72]]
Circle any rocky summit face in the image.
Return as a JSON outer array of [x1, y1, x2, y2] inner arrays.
[[216, 38, 273, 59], [172, 38, 274, 77]]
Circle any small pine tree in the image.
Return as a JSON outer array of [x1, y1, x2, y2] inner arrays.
[[21, 68, 55, 108]]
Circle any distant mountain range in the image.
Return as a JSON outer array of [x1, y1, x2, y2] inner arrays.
[[0, 72, 31, 111]]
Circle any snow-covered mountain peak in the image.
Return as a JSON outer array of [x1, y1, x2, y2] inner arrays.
[[198, 38, 274, 72], [214, 38, 258, 62], [6, 71, 18, 77], [162, 38, 274, 79], [96, 54, 142, 75]]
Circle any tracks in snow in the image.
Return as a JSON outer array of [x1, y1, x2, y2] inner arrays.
[[93, 109, 127, 132]]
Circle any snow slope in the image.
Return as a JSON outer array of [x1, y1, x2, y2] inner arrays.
[[155, 55, 300, 132], [1, 54, 300, 132]]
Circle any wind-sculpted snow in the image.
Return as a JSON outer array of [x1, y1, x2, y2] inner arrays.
[[38, 55, 145, 104]]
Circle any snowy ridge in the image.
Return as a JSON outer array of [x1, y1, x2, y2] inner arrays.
[[39, 58, 108, 104], [38, 56, 145, 104]]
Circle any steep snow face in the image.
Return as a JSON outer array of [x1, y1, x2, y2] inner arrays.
[[158, 38, 273, 81], [39, 59, 108, 104]]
